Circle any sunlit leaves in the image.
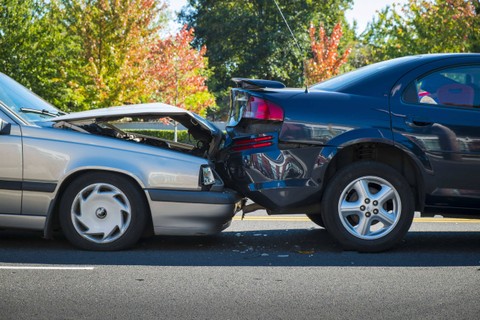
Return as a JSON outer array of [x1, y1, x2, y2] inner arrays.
[[305, 22, 351, 84], [0, 0, 215, 115], [148, 25, 215, 116], [1, 0, 355, 117], [180, 0, 354, 117], [0, 0, 81, 109], [364, 0, 478, 62], [61, 0, 167, 111]]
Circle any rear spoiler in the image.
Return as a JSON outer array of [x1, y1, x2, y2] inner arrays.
[[232, 78, 286, 90]]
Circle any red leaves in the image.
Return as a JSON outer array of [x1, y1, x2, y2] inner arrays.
[[147, 25, 214, 116], [305, 22, 351, 84]]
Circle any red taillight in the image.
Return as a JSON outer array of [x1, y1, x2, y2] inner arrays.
[[231, 135, 274, 152], [243, 96, 284, 121]]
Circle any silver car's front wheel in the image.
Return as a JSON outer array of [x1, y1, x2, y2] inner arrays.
[[60, 172, 147, 251], [71, 183, 132, 244]]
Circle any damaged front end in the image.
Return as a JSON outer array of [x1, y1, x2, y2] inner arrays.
[[51, 103, 224, 160]]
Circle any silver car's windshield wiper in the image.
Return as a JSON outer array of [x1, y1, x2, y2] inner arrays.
[[19, 107, 67, 117]]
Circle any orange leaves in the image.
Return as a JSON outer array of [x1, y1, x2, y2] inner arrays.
[[305, 22, 351, 84], [148, 25, 215, 116], [72, 0, 214, 115]]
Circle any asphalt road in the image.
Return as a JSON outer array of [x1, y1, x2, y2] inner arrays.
[[1, 212, 479, 320]]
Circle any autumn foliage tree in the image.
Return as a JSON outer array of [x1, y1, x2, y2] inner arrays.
[[148, 25, 215, 116], [60, 0, 166, 111], [305, 22, 351, 84]]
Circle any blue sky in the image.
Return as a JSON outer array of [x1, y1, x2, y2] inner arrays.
[[345, 0, 408, 34], [166, 0, 408, 35]]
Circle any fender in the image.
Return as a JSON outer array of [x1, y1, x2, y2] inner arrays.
[[318, 127, 430, 177], [43, 166, 147, 239]]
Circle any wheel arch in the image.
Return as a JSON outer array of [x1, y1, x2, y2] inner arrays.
[[321, 141, 425, 212], [44, 169, 153, 239]]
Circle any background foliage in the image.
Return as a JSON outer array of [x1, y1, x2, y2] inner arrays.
[[0, 0, 80, 108], [0, 0, 214, 114], [1, 0, 479, 120], [148, 26, 215, 117], [363, 0, 479, 64], [60, 0, 165, 110], [179, 0, 354, 118], [306, 22, 352, 84]]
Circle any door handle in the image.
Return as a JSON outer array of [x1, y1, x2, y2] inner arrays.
[[405, 117, 432, 127]]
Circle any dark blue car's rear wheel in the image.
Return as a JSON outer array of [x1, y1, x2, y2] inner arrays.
[[321, 161, 414, 252]]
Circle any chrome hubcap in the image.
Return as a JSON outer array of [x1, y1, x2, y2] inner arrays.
[[338, 176, 401, 240], [71, 183, 132, 244]]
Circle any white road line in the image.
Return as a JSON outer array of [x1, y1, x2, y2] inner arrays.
[[0, 266, 94, 270]]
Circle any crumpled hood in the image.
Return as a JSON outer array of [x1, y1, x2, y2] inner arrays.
[[53, 102, 196, 123], [50, 102, 224, 159]]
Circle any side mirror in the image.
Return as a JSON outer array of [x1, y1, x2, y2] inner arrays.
[[0, 119, 11, 135]]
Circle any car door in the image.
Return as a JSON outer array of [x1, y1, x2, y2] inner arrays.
[[390, 59, 480, 211], [0, 109, 22, 215]]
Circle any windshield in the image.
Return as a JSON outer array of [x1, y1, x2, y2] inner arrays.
[[310, 56, 419, 92], [0, 73, 63, 122]]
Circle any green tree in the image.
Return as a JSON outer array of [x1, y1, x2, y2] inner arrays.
[[180, 0, 353, 118], [59, 0, 168, 111], [364, 0, 479, 63], [0, 0, 81, 110]]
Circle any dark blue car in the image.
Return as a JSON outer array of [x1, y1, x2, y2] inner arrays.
[[220, 53, 480, 252]]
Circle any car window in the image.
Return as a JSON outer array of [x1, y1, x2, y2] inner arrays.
[[0, 73, 62, 122], [0, 104, 21, 123], [0, 109, 11, 122], [403, 66, 480, 108]]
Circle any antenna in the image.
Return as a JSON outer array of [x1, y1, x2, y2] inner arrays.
[[273, 0, 308, 93]]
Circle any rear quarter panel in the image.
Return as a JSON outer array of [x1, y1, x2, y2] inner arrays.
[[224, 90, 395, 211], [272, 90, 393, 147]]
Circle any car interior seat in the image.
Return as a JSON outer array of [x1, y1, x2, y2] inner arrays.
[[437, 83, 475, 107]]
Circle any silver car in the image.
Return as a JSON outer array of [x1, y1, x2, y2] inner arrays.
[[0, 72, 241, 250]]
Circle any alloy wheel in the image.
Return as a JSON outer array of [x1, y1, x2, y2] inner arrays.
[[337, 176, 401, 240]]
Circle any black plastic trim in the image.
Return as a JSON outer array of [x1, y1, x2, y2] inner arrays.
[[0, 180, 22, 191], [23, 182, 57, 193], [147, 189, 241, 205], [0, 180, 56, 193], [232, 78, 286, 89]]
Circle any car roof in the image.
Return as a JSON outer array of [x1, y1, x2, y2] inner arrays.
[[310, 53, 480, 96]]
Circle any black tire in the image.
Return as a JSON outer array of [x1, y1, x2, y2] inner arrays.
[[306, 214, 325, 228], [321, 161, 414, 252], [59, 172, 147, 251]]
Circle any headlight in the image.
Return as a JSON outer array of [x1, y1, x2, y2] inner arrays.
[[201, 165, 216, 186]]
